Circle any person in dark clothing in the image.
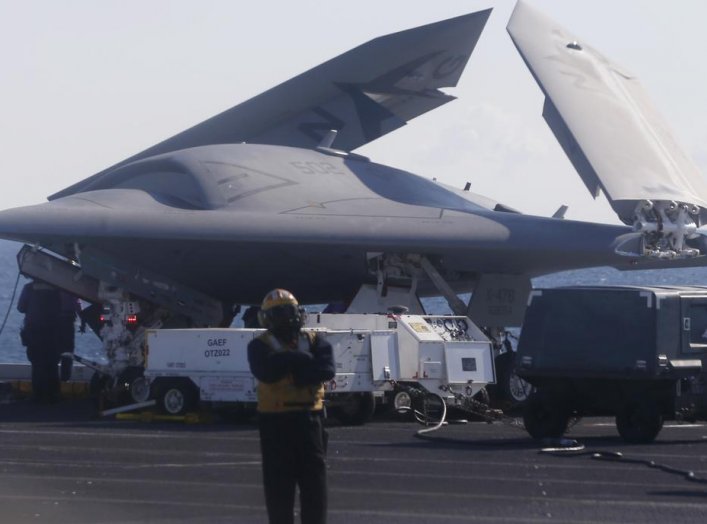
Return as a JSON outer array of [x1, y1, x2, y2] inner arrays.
[[57, 291, 81, 381], [17, 280, 80, 403], [242, 305, 261, 329], [247, 289, 335, 524]]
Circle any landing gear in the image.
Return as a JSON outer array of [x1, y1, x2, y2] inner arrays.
[[89, 366, 148, 410], [129, 376, 151, 404]]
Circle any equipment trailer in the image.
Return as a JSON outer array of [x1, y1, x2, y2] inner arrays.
[[516, 286, 706, 443], [140, 314, 496, 425]]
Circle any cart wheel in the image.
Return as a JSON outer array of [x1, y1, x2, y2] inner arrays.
[[523, 389, 570, 439], [616, 398, 663, 443], [385, 388, 414, 420], [392, 389, 412, 413], [335, 392, 376, 426], [158, 381, 196, 415]]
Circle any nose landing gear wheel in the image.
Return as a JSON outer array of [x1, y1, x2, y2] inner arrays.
[[129, 376, 151, 404]]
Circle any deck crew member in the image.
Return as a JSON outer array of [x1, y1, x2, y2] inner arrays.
[[17, 280, 79, 403], [247, 289, 335, 524]]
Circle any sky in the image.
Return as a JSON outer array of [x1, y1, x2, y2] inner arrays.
[[1, 0, 707, 224]]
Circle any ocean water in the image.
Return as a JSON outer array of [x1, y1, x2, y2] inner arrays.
[[0, 240, 105, 365], [2, 238, 707, 364]]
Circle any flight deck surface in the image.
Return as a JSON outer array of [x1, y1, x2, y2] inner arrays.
[[1, 400, 706, 523]]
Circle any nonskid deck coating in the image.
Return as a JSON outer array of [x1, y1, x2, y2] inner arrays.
[[1, 399, 706, 523]]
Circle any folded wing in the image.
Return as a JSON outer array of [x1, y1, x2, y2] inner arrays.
[[51, 9, 491, 200], [508, 1, 707, 257]]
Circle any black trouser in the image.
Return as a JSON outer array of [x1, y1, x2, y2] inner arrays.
[[30, 361, 60, 403], [258, 410, 328, 524]]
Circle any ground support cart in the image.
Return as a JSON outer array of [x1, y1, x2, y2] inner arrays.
[[140, 314, 496, 425]]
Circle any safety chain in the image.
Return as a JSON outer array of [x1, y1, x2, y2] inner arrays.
[[438, 384, 527, 430], [389, 380, 583, 434]]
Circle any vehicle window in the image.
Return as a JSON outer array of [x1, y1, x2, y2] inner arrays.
[[688, 304, 707, 349]]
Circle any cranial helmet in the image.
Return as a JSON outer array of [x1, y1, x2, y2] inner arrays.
[[257, 288, 305, 338]]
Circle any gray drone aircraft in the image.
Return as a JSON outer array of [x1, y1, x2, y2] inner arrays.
[[2, 2, 707, 372]]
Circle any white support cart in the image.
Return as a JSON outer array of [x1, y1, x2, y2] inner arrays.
[[141, 314, 495, 425]]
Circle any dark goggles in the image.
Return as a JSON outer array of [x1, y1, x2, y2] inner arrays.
[[265, 304, 303, 323]]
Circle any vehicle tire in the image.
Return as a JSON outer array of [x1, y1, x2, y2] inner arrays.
[[157, 380, 197, 416], [523, 389, 570, 439], [490, 352, 533, 405], [507, 367, 534, 405], [334, 392, 376, 426], [616, 398, 663, 443]]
